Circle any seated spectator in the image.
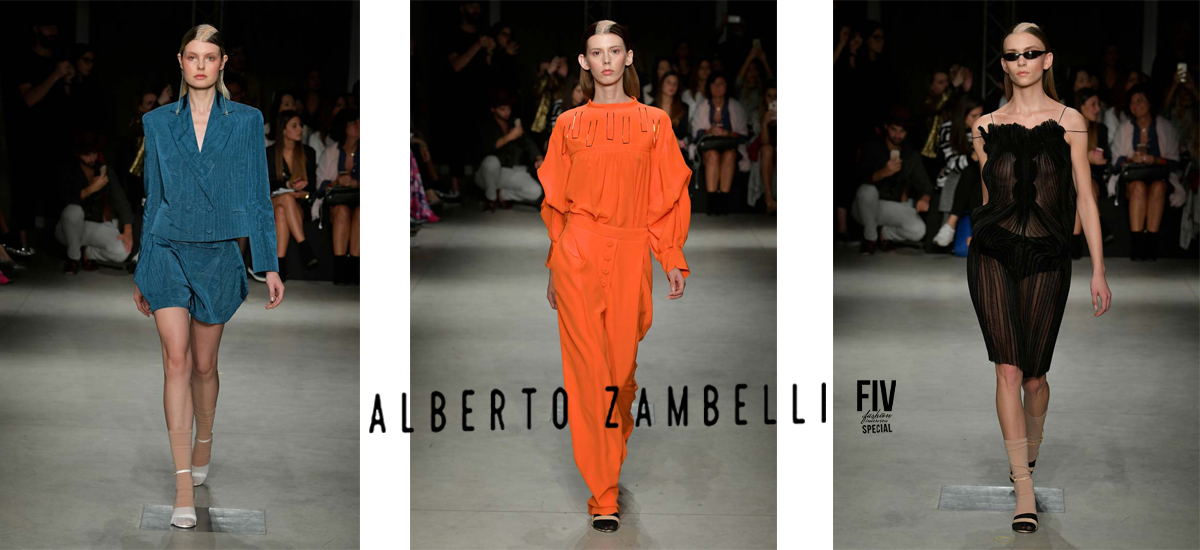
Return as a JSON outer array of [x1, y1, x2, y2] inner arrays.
[[476, 90, 545, 212], [1163, 67, 1198, 161], [931, 94, 983, 246], [309, 93, 353, 164], [55, 130, 135, 274], [691, 70, 750, 216], [1071, 87, 1114, 257], [546, 75, 584, 139], [266, 109, 321, 281], [919, 65, 972, 181], [641, 56, 673, 105], [748, 83, 777, 214], [316, 107, 360, 284], [265, 90, 314, 148], [656, 71, 692, 153], [852, 107, 932, 255], [1102, 70, 1148, 148], [681, 58, 711, 112], [735, 45, 773, 135], [1108, 84, 1186, 260]]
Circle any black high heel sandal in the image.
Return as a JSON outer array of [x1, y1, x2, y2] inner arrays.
[[590, 512, 619, 533], [1012, 512, 1038, 533]]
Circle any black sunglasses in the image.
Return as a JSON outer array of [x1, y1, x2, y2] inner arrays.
[[1002, 50, 1048, 62]]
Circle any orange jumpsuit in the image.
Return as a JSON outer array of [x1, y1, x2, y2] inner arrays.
[[537, 97, 692, 516]]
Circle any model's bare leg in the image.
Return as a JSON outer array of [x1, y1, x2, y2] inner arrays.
[[703, 150, 720, 192], [1146, 180, 1167, 232], [997, 362, 1036, 530], [350, 206, 361, 257], [153, 306, 196, 526], [1022, 375, 1049, 466], [189, 317, 226, 476], [331, 205, 351, 256], [719, 149, 736, 193]]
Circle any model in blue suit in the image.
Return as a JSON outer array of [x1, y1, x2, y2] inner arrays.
[[131, 24, 285, 530]]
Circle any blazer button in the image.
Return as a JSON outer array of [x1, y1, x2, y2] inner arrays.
[[206, 229, 213, 234], [207, 206, 213, 212], [603, 268, 609, 274], [607, 241, 614, 247], [604, 254, 610, 260], [186, 206, 192, 212]]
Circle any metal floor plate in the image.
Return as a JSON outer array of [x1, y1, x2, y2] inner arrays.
[[937, 485, 1065, 513], [139, 505, 266, 534]]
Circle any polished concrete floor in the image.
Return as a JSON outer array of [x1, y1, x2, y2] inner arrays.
[[833, 244, 1200, 549], [0, 253, 359, 549], [410, 205, 777, 549]]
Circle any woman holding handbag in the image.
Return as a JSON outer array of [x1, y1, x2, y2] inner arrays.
[[316, 107, 360, 284]]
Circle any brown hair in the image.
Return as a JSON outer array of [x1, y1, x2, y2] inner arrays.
[[578, 20, 640, 101], [272, 110, 307, 184], [1003, 22, 1058, 102], [654, 71, 687, 126], [177, 24, 230, 102]]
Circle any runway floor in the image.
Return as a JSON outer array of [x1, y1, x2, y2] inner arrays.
[[0, 253, 360, 549], [410, 205, 778, 549], [833, 244, 1200, 549]]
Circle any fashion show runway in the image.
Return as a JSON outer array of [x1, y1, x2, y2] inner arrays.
[[410, 206, 777, 548], [0, 257, 360, 548], [832, 246, 1199, 549]]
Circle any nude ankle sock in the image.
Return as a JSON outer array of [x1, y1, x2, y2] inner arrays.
[[1025, 410, 1047, 464], [1004, 438, 1036, 516], [168, 429, 194, 507], [193, 405, 215, 467]]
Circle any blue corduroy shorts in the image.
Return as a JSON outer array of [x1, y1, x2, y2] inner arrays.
[[134, 233, 249, 324]]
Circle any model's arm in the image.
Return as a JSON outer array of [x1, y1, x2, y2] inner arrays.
[[1063, 108, 1111, 315], [247, 110, 280, 276], [647, 114, 692, 279], [971, 120, 989, 206], [537, 115, 572, 269], [140, 114, 163, 247]]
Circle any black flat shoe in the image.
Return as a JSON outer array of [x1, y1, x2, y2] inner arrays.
[[1012, 512, 1038, 533], [590, 512, 619, 533], [1009, 459, 1035, 482]]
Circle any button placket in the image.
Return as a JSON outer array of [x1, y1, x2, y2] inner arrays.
[[600, 239, 616, 286]]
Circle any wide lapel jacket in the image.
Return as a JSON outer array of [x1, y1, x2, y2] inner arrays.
[[138, 92, 279, 275]]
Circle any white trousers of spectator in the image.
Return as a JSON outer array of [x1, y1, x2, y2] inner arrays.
[[474, 155, 544, 202], [851, 183, 926, 242], [55, 204, 131, 262]]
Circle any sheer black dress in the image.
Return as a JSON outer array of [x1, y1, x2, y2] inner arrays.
[[967, 106, 1082, 379]]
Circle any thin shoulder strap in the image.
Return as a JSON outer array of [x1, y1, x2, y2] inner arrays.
[[1058, 104, 1068, 123], [989, 112, 995, 124]]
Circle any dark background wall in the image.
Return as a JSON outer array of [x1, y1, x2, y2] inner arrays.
[[410, 0, 778, 150], [834, 0, 1198, 111]]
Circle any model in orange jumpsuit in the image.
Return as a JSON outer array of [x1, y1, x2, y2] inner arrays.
[[538, 92, 692, 527]]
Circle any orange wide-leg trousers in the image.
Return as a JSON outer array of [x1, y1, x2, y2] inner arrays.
[[552, 213, 654, 516]]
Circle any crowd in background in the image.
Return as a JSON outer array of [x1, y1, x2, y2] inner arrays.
[[409, 1, 779, 234], [834, 18, 1199, 261], [0, 13, 362, 285]]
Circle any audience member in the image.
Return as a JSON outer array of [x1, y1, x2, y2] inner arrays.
[[1109, 84, 1186, 260], [316, 107, 361, 284], [475, 90, 544, 212], [691, 71, 750, 216], [931, 95, 983, 246], [54, 130, 135, 274], [853, 107, 931, 255], [266, 110, 321, 281], [681, 58, 712, 112]]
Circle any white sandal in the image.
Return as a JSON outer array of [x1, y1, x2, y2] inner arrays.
[[191, 433, 212, 486], [171, 469, 197, 528]]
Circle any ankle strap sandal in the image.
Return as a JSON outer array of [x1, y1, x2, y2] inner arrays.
[[1011, 512, 1038, 533], [171, 469, 197, 528], [590, 512, 620, 533]]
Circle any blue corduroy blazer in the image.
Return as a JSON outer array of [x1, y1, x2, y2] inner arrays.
[[141, 92, 279, 275]]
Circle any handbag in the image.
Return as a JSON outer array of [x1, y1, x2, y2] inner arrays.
[[1120, 162, 1171, 185], [324, 184, 360, 207], [697, 134, 738, 152]]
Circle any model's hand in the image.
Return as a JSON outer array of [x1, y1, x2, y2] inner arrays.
[[546, 271, 557, 310], [133, 283, 152, 317], [264, 272, 285, 309], [666, 268, 685, 299], [1091, 272, 1111, 316]]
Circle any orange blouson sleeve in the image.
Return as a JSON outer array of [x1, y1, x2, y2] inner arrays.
[[646, 114, 693, 279], [537, 116, 572, 269]]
